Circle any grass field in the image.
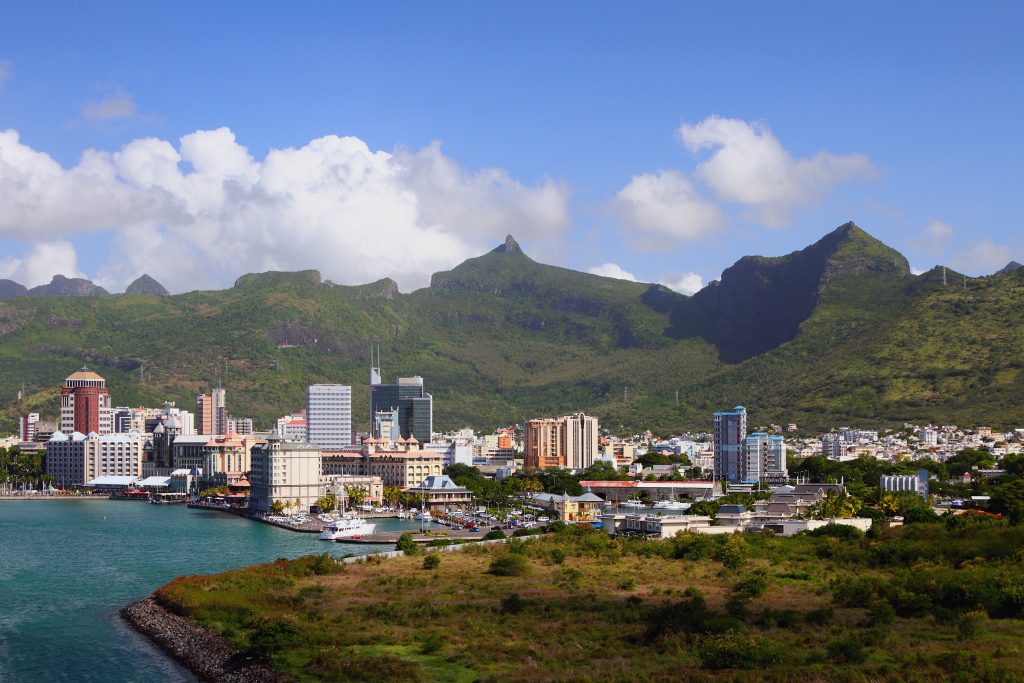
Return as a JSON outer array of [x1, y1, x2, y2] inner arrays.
[[154, 521, 1024, 682]]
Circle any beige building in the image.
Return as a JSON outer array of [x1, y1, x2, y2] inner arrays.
[[249, 433, 323, 513], [322, 439, 443, 489], [525, 413, 599, 470], [46, 430, 145, 488]]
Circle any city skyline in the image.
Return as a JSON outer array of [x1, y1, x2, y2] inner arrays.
[[1, 3, 1022, 294]]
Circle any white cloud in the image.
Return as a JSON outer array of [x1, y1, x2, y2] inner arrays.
[[953, 239, 1017, 274], [910, 266, 926, 276], [0, 128, 571, 292], [82, 90, 137, 121], [912, 219, 955, 255], [0, 60, 11, 93], [0, 241, 82, 288], [679, 116, 875, 226], [659, 272, 704, 295], [609, 170, 725, 247], [587, 263, 638, 281]]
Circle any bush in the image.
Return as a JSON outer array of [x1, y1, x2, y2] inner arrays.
[[482, 529, 506, 541], [422, 554, 441, 570], [396, 533, 419, 556], [806, 523, 866, 540], [618, 578, 636, 591], [714, 535, 747, 570], [500, 592, 530, 614], [550, 548, 566, 565], [904, 507, 940, 524], [307, 552, 341, 576], [826, 637, 867, 664], [694, 631, 784, 669], [419, 633, 443, 655], [957, 610, 986, 641], [512, 527, 541, 537], [867, 600, 896, 627], [489, 552, 530, 576], [246, 617, 301, 657], [671, 532, 718, 560], [546, 520, 567, 533], [733, 569, 769, 599]]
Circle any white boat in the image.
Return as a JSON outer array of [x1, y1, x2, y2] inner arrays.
[[620, 500, 645, 508], [416, 511, 433, 522], [652, 500, 691, 511], [319, 516, 376, 540]]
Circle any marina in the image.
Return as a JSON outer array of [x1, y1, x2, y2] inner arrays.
[[0, 498, 424, 683]]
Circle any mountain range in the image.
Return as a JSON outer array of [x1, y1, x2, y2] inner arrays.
[[1, 222, 1022, 434]]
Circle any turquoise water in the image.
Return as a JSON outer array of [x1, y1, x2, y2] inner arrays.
[[0, 500, 421, 682]]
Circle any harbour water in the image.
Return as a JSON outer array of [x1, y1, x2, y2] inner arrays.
[[0, 500, 422, 682]]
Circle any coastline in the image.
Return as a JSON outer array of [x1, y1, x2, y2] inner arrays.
[[120, 597, 289, 683], [0, 495, 110, 501]]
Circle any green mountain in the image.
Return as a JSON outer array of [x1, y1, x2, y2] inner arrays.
[[1, 224, 1021, 434], [124, 274, 169, 296]]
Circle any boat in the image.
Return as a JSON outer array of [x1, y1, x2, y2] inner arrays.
[[319, 516, 376, 540], [415, 511, 433, 522], [651, 500, 691, 512], [620, 500, 645, 508]]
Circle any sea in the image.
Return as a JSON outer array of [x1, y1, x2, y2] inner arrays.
[[0, 499, 422, 682]]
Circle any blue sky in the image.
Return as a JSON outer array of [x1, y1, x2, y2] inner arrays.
[[0, 2, 1021, 293]]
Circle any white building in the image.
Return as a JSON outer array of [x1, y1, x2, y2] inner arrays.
[[306, 384, 352, 450], [743, 432, 788, 482], [46, 430, 146, 488], [564, 413, 599, 469], [250, 433, 323, 514], [276, 413, 308, 442]]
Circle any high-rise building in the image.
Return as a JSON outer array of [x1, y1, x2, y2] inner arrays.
[[524, 413, 599, 470], [250, 432, 323, 514], [60, 368, 113, 435], [306, 384, 352, 449], [369, 375, 433, 443], [713, 405, 747, 482], [212, 388, 227, 435], [19, 413, 39, 442], [743, 432, 787, 483], [46, 430, 145, 487], [196, 393, 213, 434]]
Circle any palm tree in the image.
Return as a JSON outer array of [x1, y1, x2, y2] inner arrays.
[[808, 490, 861, 519]]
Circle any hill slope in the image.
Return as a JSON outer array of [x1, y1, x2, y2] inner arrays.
[[0, 224, 1021, 433]]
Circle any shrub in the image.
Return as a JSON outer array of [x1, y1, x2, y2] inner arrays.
[[867, 600, 896, 627], [806, 523, 866, 540], [500, 592, 530, 614], [419, 633, 443, 655], [512, 527, 541, 537], [957, 610, 986, 641], [733, 569, 769, 600], [671, 532, 718, 560], [546, 520, 567, 533], [618, 578, 636, 591], [694, 631, 784, 669], [246, 617, 301, 657], [826, 637, 867, 664], [482, 529, 506, 541], [550, 548, 566, 565], [308, 552, 341, 576], [904, 507, 940, 524], [506, 537, 528, 554], [396, 533, 420, 556], [714, 535, 747, 570], [422, 554, 441, 570], [489, 552, 530, 576]]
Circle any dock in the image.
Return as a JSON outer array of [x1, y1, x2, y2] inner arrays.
[[345, 527, 499, 544]]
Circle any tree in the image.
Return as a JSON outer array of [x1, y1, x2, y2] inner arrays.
[[316, 493, 337, 513], [294, 497, 303, 513], [583, 461, 627, 481], [807, 490, 861, 519], [991, 479, 1024, 525], [270, 500, 286, 515], [344, 486, 367, 509]]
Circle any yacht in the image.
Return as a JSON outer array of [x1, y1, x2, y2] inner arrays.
[[651, 500, 691, 512], [620, 499, 645, 509], [415, 511, 434, 522], [319, 516, 376, 540]]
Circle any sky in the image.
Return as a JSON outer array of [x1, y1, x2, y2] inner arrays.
[[0, 2, 1022, 294]]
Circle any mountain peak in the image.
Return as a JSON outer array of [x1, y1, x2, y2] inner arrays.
[[125, 274, 169, 296], [491, 235, 523, 256], [998, 261, 1023, 274], [0, 279, 28, 300], [26, 275, 109, 297]]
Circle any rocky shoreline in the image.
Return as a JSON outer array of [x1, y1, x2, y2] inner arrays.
[[120, 597, 290, 683]]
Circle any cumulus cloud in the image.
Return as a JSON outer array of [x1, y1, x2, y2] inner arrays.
[[587, 263, 638, 281], [659, 272, 704, 295], [82, 90, 137, 121], [953, 239, 1017, 274], [609, 170, 725, 247], [910, 266, 927, 276], [679, 116, 875, 226], [912, 219, 955, 255], [0, 128, 571, 292], [0, 60, 11, 93], [0, 241, 82, 288]]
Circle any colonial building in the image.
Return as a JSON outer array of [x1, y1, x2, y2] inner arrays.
[[405, 475, 472, 510]]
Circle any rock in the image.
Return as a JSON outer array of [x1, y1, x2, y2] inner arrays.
[[125, 274, 169, 296]]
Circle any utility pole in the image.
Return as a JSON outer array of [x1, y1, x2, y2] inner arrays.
[[942, 266, 947, 286]]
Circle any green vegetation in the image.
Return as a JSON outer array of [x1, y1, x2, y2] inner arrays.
[[198, 485, 230, 498], [155, 520, 1024, 681], [3, 223, 1023, 434], [0, 446, 49, 490]]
